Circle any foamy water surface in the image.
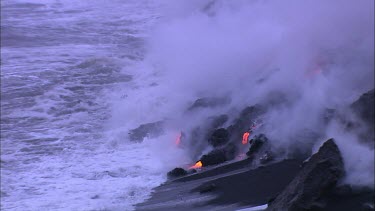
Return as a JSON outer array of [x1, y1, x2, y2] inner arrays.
[[0, 1, 169, 210]]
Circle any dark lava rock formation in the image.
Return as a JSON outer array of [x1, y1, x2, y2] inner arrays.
[[187, 97, 230, 111], [247, 133, 268, 157], [208, 128, 229, 147], [128, 121, 164, 142], [351, 89, 375, 146], [227, 105, 266, 144], [200, 143, 237, 167], [351, 89, 374, 129], [167, 168, 188, 179], [138, 89, 374, 211], [267, 138, 345, 211]]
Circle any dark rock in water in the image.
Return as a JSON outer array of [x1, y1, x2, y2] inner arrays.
[[200, 143, 237, 166], [167, 168, 188, 179], [187, 97, 230, 111], [128, 121, 164, 142], [208, 128, 229, 147], [351, 89, 374, 128], [267, 138, 345, 211]]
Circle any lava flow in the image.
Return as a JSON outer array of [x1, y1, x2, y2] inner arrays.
[[189, 161, 203, 169], [242, 132, 250, 145]]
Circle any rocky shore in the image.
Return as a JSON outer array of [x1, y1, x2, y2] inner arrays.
[[135, 89, 374, 211], [136, 139, 373, 211]]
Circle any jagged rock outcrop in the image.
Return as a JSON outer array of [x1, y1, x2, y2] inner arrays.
[[187, 97, 230, 111], [351, 89, 374, 146], [351, 89, 374, 128], [128, 121, 164, 142], [267, 138, 345, 211]]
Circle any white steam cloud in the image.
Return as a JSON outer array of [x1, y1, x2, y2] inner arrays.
[[112, 0, 374, 186]]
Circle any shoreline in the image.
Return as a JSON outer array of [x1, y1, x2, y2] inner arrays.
[[136, 159, 302, 211]]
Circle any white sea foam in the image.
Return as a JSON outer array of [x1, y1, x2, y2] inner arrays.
[[1, 0, 168, 210]]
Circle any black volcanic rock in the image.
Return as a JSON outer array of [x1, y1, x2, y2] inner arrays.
[[351, 89, 374, 128], [187, 97, 230, 111], [208, 128, 229, 147], [167, 168, 188, 179], [200, 149, 227, 166], [267, 138, 345, 211], [351, 89, 375, 145], [246, 134, 274, 165], [246, 134, 268, 157], [128, 121, 163, 142], [322, 185, 375, 211], [137, 159, 302, 211], [228, 105, 266, 144], [200, 143, 237, 167]]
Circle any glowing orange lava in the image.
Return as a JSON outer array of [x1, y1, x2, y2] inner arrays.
[[175, 132, 182, 146], [242, 132, 250, 145], [189, 161, 203, 169]]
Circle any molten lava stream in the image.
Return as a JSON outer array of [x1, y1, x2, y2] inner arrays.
[[242, 132, 250, 145], [189, 161, 203, 169]]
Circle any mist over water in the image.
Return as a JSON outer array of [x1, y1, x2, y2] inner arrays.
[[126, 0, 374, 187]]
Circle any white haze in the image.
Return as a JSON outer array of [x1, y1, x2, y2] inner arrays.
[[110, 0, 374, 187]]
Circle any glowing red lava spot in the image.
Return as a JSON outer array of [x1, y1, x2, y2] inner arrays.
[[242, 132, 250, 145], [189, 161, 203, 169]]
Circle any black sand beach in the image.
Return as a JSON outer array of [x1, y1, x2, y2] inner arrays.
[[137, 138, 374, 211], [136, 159, 302, 211]]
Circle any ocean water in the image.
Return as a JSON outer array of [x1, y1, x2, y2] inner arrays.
[[0, 0, 171, 210]]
